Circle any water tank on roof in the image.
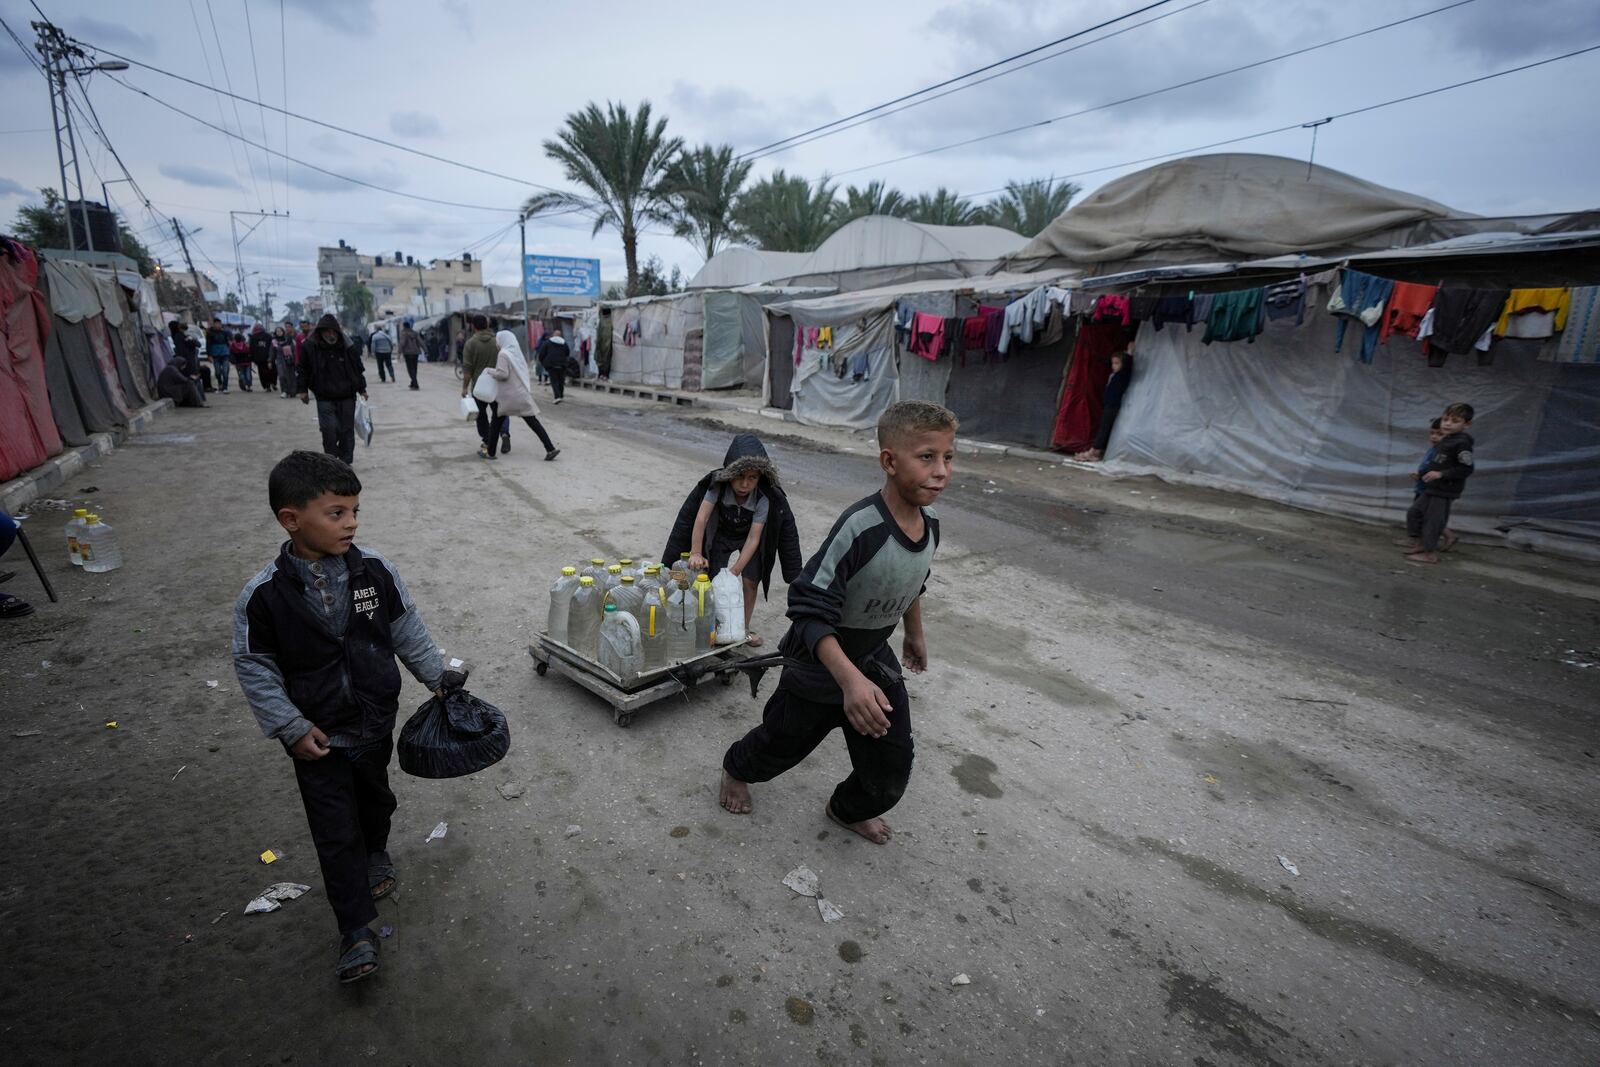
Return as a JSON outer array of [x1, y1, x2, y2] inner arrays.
[[66, 200, 121, 254]]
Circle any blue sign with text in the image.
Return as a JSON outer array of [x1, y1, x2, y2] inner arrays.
[[523, 254, 601, 299]]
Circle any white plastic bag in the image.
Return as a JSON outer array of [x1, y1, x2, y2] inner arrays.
[[354, 396, 374, 445], [459, 395, 477, 420], [712, 555, 746, 644], [471, 369, 498, 403]]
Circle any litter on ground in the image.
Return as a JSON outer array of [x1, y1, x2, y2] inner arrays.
[[426, 822, 448, 843], [817, 898, 844, 923], [244, 882, 311, 914], [782, 866, 819, 898]]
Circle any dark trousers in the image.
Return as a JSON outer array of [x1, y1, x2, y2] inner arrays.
[[276, 354, 297, 395], [474, 398, 497, 452], [1091, 399, 1123, 452], [548, 367, 566, 400], [292, 735, 396, 935], [1406, 493, 1452, 551], [236, 362, 253, 390], [317, 397, 357, 463], [375, 352, 394, 382], [403, 353, 419, 387], [724, 679, 914, 825], [256, 358, 277, 392], [212, 356, 231, 390], [498, 413, 556, 454]]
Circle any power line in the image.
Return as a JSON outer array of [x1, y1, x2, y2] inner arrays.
[[744, 0, 1214, 163], [241, 0, 277, 213], [831, 0, 1489, 180], [202, 0, 266, 211], [105, 72, 520, 213], [185, 0, 253, 212], [738, 0, 1186, 161], [956, 44, 1600, 201]]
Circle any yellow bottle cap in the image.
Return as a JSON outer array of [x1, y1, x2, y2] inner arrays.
[[644, 565, 660, 574], [561, 566, 577, 575], [608, 565, 622, 574], [619, 558, 634, 566], [74, 508, 88, 517], [621, 575, 635, 584], [86, 514, 101, 523], [694, 574, 710, 584], [579, 576, 595, 585], [590, 558, 606, 566]]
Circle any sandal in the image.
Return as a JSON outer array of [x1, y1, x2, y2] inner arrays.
[[337, 927, 380, 984], [0, 593, 35, 619], [368, 852, 396, 900], [745, 632, 764, 648]]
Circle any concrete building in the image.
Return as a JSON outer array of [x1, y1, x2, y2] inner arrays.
[[317, 240, 496, 322]]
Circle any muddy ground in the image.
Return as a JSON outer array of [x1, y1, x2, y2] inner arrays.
[[1, 365, 1597, 1066]]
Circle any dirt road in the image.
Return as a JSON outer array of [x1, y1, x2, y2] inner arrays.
[[3, 365, 1596, 1066]]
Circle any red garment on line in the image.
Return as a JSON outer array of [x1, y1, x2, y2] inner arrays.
[[962, 305, 1004, 351], [1380, 281, 1438, 344], [1051, 322, 1131, 453], [908, 312, 945, 361]]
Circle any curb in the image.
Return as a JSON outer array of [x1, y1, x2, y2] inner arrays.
[[570, 378, 1072, 459], [0, 399, 175, 516]]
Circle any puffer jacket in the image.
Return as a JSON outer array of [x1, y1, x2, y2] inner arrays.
[[663, 432, 803, 599]]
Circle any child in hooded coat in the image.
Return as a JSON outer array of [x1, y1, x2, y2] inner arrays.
[[663, 433, 803, 647]]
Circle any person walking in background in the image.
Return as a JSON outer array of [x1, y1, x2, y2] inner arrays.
[[399, 320, 422, 390], [230, 331, 255, 392], [536, 325, 571, 403], [460, 314, 501, 460], [482, 329, 560, 462], [299, 314, 368, 465], [250, 323, 277, 395], [369, 324, 395, 384], [206, 317, 231, 393], [273, 325, 297, 397]]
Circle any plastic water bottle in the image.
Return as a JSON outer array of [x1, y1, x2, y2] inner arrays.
[[566, 576, 604, 659], [665, 584, 696, 663], [604, 564, 624, 591], [617, 558, 638, 581], [692, 574, 717, 652], [598, 603, 643, 683], [712, 556, 746, 644], [546, 566, 581, 644], [675, 552, 695, 585], [64, 508, 89, 565], [79, 513, 123, 573], [637, 585, 669, 671], [637, 564, 664, 597], [581, 558, 609, 583], [606, 575, 644, 618]]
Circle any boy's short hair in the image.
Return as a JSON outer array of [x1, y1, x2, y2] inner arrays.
[[268, 451, 362, 514], [1430, 417, 1442, 429], [1444, 402, 1475, 422], [877, 400, 959, 449], [471, 313, 489, 330]]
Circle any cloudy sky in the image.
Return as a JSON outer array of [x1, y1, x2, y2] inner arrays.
[[2, 0, 1596, 301]]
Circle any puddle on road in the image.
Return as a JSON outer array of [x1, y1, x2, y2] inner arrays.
[[952, 754, 1004, 798]]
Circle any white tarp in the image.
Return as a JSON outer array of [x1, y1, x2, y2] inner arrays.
[[606, 291, 702, 388], [791, 311, 899, 431], [771, 216, 1029, 292], [689, 247, 814, 289], [702, 286, 832, 391], [1107, 297, 1600, 555], [42, 258, 105, 323]]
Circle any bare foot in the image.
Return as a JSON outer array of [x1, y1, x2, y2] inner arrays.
[[1393, 538, 1421, 549], [719, 770, 752, 814], [826, 803, 891, 844], [1405, 551, 1439, 565], [745, 631, 764, 648], [1439, 530, 1458, 552]]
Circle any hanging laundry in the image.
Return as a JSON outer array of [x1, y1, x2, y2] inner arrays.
[[893, 303, 914, 343], [908, 312, 946, 361], [1129, 296, 1159, 322], [1037, 300, 1067, 346], [1328, 269, 1395, 363], [1549, 286, 1600, 363], [1262, 275, 1308, 325], [942, 316, 963, 359], [1091, 294, 1131, 325], [1069, 290, 1098, 317], [982, 305, 1007, 353], [1189, 293, 1215, 326], [1150, 294, 1194, 332], [817, 326, 833, 350], [1201, 289, 1266, 345], [850, 351, 871, 380], [793, 324, 805, 366], [1425, 288, 1508, 358], [1379, 281, 1438, 343], [960, 311, 991, 351], [1416, 307, 1492, 367], [995, 287, 1053, 354], [1493, 288, 1571, 338]]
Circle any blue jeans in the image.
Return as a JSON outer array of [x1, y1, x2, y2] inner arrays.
[[212, 357, 231, 390]]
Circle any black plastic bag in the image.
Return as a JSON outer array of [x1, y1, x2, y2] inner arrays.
[[398, 670, 509, 779]]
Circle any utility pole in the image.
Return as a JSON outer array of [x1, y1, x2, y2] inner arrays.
[[31, 21, 125, 252], [229, 209, 289, 312], [520, 212, 533, 353], [171, 219, 210, 319]]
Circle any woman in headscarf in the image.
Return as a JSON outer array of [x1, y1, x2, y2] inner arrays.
[[1076, 347, 1133, 463], [480, 329, 560, 462]]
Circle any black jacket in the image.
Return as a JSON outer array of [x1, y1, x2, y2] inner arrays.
[[1422, 431, 1475, 500], [240, 544, 405, 738], [664, 433, 803, 599], [248, 330, 273, 363], [536, 335, 573, 373], [302, 327, 367, 400]]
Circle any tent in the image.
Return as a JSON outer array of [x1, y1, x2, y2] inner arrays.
[[701, 285, 832, 391], [765, 270, 1077, 433], [605, 291, 703, 389], [0, 242, 63, 481], [771, 216, 1029, 291], [688, 247, 813, 290]]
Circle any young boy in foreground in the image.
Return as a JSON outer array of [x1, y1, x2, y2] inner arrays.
[[233, 451, 445, 984], [718, 401, 956, 844], [1403, 403, 1475, 565]]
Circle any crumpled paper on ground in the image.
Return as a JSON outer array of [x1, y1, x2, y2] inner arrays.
[[244, 882, 312, 914]]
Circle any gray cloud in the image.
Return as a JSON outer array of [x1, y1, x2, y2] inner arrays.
[[0, 176, 31, 198], [159, 163, 246, 191], [669, 82, 835, 153], [1441, 0, 1600, 62], [281, 160, 405, 193], [282, 0, 376, 34], [307, 133, 354, 157], [61, 16, 155, 53], [390, 111, 443, 138], [442, 0, 473, 34]]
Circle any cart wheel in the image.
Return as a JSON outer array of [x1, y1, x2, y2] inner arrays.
[[535, 660, 548, 677], [614, 711, 636, 728]]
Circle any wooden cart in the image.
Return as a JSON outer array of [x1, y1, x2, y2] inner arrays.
[[528, 634, 755, 728]]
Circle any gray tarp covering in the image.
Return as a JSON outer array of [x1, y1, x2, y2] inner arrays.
[[944, 333, 1075, 449], [42, 258, 104, 323], [1008, 153, 1465, 275], [1107, 299, 1600, 556], [701, 286, 832, 391], [47, 317, 126, 435], [606, 291, 702, 388], [791, 312, 899, 431]]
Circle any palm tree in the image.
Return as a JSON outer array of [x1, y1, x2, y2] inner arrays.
[[833, 180, 910, 225], [521, 101, 683, 297], [662, 143, 752, 262], [732, 170, 841, 252], [905, 187, 980, 226], [980, 177, 1082, 237]]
